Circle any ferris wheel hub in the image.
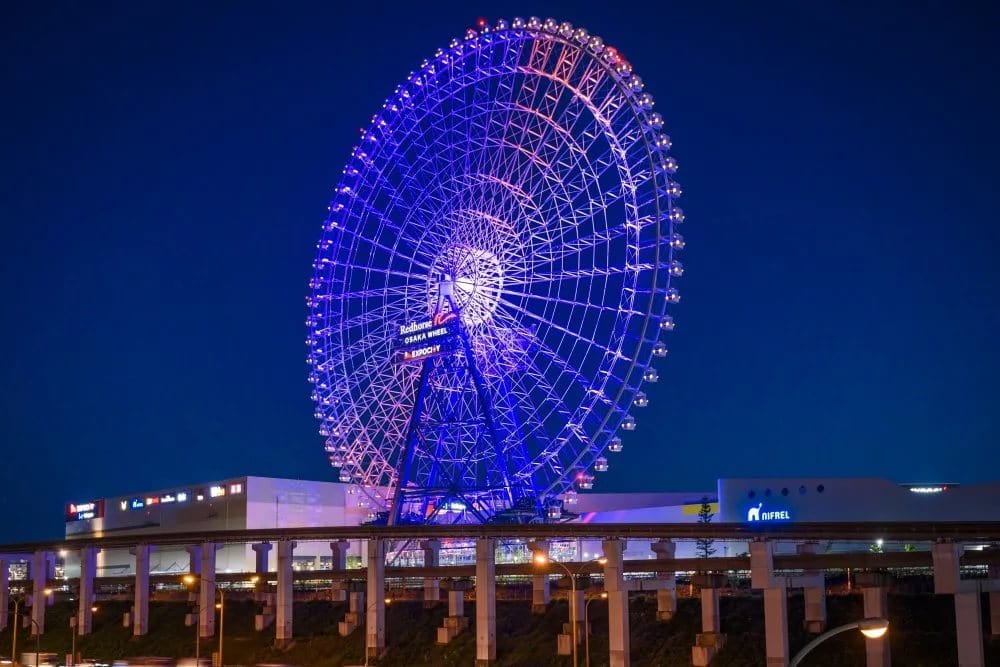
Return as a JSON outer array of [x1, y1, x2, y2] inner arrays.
[[429, 244, 503, 327]]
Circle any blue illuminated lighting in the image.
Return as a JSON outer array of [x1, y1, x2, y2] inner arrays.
[[306, 18, 684, 524]]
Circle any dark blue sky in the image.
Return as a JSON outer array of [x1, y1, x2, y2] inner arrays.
[[2, 1, 998, 541]]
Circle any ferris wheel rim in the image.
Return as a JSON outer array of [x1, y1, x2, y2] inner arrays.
[[307, 17, 682, 513]]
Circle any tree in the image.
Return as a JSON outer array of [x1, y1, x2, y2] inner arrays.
[[695, 496, 717, 560]]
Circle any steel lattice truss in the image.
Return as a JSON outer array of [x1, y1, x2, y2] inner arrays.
[[306, 17, 685, 522]]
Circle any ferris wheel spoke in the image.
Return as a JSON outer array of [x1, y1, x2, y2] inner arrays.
[[493, 294, 623, 361], [310, 22, 676, 517], [513, 363, 597, 481], [497, 287, 643, 323], [503, 263, 649, 287], [323, 283, 413, 303], [511, 221, 636, 281], [333, 299, 410, 334], [338, 225, 436, 274], [486, 308, 606, 404]]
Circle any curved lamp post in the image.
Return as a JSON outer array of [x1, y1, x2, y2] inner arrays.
[[10, 588, 52, 667], [70, 605, 99, 666], [184, 574, 259, 667], [182, 575, 201, 664], [532, 554, 606, 667], [362, 595, 392, 667], [789, 617, 889, 667], [584, 591, 608, 667]]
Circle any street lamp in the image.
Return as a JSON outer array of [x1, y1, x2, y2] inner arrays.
[[9, 588, 52, 667], [70, 605, 99, 666], [182, 575, 201, 665], [9, 593, 23, 667], [362, 596, 392, 667], [789, 617, 889, 666], [584, 591, 608, 667], [218, 575, 260, 667], [183, 574, 259, 667], [532, 554, 606, 667]]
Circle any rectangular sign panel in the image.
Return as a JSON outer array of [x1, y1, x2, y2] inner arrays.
[[393, 313, 460, 364], [66, 500, 105, 522]]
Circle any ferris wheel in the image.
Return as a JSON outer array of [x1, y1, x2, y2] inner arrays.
[[306, 16, 685, 523]]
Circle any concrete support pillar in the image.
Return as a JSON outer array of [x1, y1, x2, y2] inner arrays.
[[527, 540, 550, 613], [570, 589, 585, 641], [990, 564, 1000, 638], [30, 550, 54, 636], [475, 538, 497, 666], [199, 543, 219, 638], [186, 544, 202, 575], [437, 581, 471, 644], [339, 589, 365, 636], [252, 542, 272, 574], [933, 542, 985, 667], [651, 540, 677, 621], [603, 539, 630, 667], [77, 547, 97, 636], [351, 591, 365, 616], [276, 541, 295, 645], [932, 542, 962, 593], [422, 539, 441, 606], [861, 585, 891, 667], [366, 538, 386, 660], [763, 588, 788, 667], [558, 588, 585, 653], [955, 591, 985, 667], [0, 559, 9, 631], [691, 573, 727, 666], [796, 542, 826, 633], [130, 545, 153, 636], [330, 540, 350, 602], [701, 587, 721, 634], [751, 541, 787, 667], [856, 572, 894, 667]]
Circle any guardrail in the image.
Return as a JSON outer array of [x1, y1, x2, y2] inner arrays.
[[2, 521, 1000, 554]]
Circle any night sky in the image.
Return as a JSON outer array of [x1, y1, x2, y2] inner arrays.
[[2, 1, 998, 541]]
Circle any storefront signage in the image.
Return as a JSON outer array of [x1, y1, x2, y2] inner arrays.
[[746, 502, 791, 522], [66, 500, 104, 522]]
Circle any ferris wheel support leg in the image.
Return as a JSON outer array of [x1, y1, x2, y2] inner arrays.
[[453, 313, 515, 510], [389, 359, 433, 525]]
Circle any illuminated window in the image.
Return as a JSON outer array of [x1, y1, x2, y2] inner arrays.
[[177, 492, 189, 502], [209, 485, 226, 498], [229, 483, 243, 495]]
